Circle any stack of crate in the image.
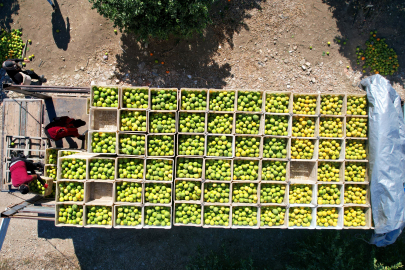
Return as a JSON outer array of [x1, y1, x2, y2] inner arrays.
[[54, 86, 371, 230]]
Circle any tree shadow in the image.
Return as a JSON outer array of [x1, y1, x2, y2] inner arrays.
[[51, 0, 70, 51], [322, 0, 405, 88], [0, 0, 19, 31], [115, 0, 264, 89], [36, 219, 405, 270]]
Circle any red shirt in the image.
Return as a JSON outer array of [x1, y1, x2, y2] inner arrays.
[[47, 126, 80, 141], [10, 161, 33, 187]]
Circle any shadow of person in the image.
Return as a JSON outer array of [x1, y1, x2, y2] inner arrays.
[[51, 0, 70, 50]]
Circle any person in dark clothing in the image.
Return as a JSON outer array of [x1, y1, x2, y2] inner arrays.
[[2, 59, 44, 85], [44, 116, 86, 141], [10, 156, 47, 194]]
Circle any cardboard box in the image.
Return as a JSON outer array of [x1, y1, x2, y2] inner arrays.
[[232, 158, 261, 182], [90, 85, 120, 110], [202, 204, 232, 228], [84, 181, 114, 205], [291, 115, 319, 139], [263, 91, 293, 114], [344, 161, 369, 184], [342, 206, 372, 229], [87, 131, 117, 155], [149, 88, 178, 112], [263, 113, 291, 137], [119, 86, 150, 110], [178, 111, 207, 134], [292, 93, 320, 116], [113, 205, 144, 229], [259, 205, 288, 229], [179, 88, 209, 112], [261, 160, 290, 182], [117, 109, 148, 133], [143, 205, 172, 229], [146, 134, 175, 158], [83, 204, 113, 229], [207, 112, 236, 135], [231, 205, 260, 229], [173, 202, 203, 227], [204, 158, 233, 182], [55, 204, 84, 228], [319, 93, 346, 116], [287, 206, 316, 229], [262, 136, 290, 160], [144, 158, 174, 182], [231, 182, 259, 205], [148, 111, 178, 134], [143, 182, 172, 206], [290, 138, 319, 161], [319, 115, 346, 138], [235, 89, 264, 113], [175, 156, 204, 181], [89, 108, 118, 131], [115, 157, 145, 182], [201, 181, 231, 204], [317, 161, 344, 184], [290, 160, 317, 183], [117, 132, 146, 157], [87, 157, 116, 182], [234, 135, 262, 159], [315, 206, 343, 230], [176, 133, 206, 157], [208, 89, 237, 113], [316, 183, 344, 207], [259, 182, 288, 206], [206, 134, 235, 158], [113, 181, 144, 205], [55, 180, 85, 204], [288, 182, 317, 207], [318, 138, 345, 161]]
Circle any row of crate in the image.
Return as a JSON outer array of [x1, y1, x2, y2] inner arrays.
[[52, 154, 369, 183], [90, 86, 368, 116], [89, 107, 368, 138], [55, 202, 372, 230], [83, 131, 369, 161], [54, 178, 371, 208]]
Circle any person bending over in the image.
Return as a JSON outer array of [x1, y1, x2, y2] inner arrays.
[[44, 116, 86, 141], [10, 156, 47, 194], [2, 59, 44, 85]]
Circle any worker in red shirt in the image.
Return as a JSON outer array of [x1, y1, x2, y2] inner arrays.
[[44, 116, 86, 141], [10, 156, 47, 194]]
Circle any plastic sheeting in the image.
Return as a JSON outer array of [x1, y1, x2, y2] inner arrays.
[[360, 75, 405, 247]]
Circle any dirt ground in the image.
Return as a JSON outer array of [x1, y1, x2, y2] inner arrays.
[[0, 0, 405, 269], [1, 0, 404, 95]]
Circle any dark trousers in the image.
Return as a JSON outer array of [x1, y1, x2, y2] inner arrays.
[[22, 70, 40, 80], [11, 157, 43, 174]]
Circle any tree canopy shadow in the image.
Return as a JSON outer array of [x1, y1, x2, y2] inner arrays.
[[322, 0, 405, 88], [36, 218, 405, 270], [0, 0, 19, 31], [115, 0, 264, 89], [51, 0, 70, 51]]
